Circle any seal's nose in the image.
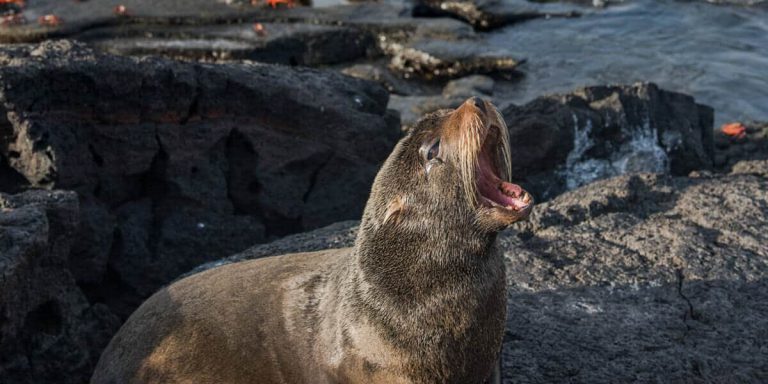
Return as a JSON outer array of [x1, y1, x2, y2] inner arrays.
[[472, 97, 487, 114]]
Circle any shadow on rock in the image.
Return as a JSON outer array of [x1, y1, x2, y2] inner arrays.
[[503, 277, 768, 383]]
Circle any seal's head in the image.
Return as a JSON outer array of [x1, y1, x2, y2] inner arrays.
[[364, 97, 532, 236]]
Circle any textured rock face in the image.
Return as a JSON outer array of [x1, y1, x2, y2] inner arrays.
[[0, 40, 399, 317], [503, 83, 715, 199], [203, 160, 768, 383], [412, 0, 581, 31], [0, 190, 121, 384], [499, 164, 767, 383]]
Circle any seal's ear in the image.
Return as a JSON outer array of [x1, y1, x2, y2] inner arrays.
[[383, 196, 409, 226]]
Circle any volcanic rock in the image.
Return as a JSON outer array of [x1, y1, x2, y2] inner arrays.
[[388, 74, 495, 129], [0, 190, 120, 384], [714, 121, 768, 169], [412, 0, 581, 31], [502, 82, 714, 200], [0, 40, 399, 317]]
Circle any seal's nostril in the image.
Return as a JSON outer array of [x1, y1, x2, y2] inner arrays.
[[472, 97, 487, 114]]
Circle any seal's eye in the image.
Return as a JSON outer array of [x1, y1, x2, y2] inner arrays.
[[427, 139, 440, 161], [419, 138, 442, 175]]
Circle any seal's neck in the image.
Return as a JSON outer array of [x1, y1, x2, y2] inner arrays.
[[336, 217, 506, 383], [350, 215, 500, 303]]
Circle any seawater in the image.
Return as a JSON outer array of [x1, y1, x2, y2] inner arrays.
[[489, 0, 768, 127]]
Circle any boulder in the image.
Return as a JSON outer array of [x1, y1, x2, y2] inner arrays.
[[0, 190, 121, 384], [502, 82, 715, 200], [0, 40, 399, 317], [199, 160, 768, 383], [498, 165, 767, 383]]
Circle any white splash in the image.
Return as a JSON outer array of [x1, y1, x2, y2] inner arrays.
[[561, 113, 669, 190]]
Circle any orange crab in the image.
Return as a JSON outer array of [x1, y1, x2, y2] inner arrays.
[[0, 0, 24, 6], [266, 0, 296, 8], [37, 14, 61, 26], [721, 122, 746, 139], [114, 4, 129, 16]]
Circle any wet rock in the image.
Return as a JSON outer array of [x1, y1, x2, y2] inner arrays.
[[714, 121, 768, 170], [502, 82, 714, 200], [0, 0, 287, 44], [412, 0, 581, 31], [388, 74, 495, 129], [701, 0, 767, 6], [0, 0, 472, 70], [341, 62, 435, 95], [198, 162, 768, 383], [442, 74, 494, 98], [0, 190, 121, 384], [81, 22, 378, 66], [387, 38, 521, 79], [0, 40, 399, 318]]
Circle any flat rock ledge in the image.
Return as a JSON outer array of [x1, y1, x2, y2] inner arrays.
[[203, 159, 768, 383]]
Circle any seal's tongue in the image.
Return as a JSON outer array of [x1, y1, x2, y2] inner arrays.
[[476, 151, 530, 210]]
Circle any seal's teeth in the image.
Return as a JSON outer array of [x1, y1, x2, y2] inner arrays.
[[522, 192, 531, 204]]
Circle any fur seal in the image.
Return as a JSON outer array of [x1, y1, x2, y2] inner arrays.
[[91, 97, 533, 384]]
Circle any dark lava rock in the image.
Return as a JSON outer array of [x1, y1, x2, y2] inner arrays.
[[1, 0, 523, 81], [342, 61, 438, 96], [413, 0, 581, 31], [714, 121, 768, 169], [198, 161, 768, 383], [0, 40, 399, 317], [83, 22, 378, 66], [0, 190, 121, 384], [386, 38, 521, 79], [388, 74, 495, 129], [498, 167, 768, 383], [0, 0, 275, 43], [503, 82, 714, 200]]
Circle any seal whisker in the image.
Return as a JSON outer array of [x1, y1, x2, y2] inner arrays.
[[494, 108, 512, 182]]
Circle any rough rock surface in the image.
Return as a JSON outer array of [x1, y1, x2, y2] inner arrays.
[[498, 165, 768, 383], [503, 82, 714, 200], [412, 0, 581, 31], [85, 22, 379, 66], [388, 74, 495, 129], [386, 38, 521, 79], [714, 121, 768, 169], [200, 160, 768, 383], [0, 0, 526, 81], [0, 40, 399, 317], [0, 190, 121, 384]]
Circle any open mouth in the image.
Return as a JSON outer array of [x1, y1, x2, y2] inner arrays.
[[475, 125, 533, 215]]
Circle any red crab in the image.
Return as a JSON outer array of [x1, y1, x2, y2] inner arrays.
[[114, 4, 129, 16], [37, 14, 61, 26], [265, 0, 295, 8], [0, 0, 24, 6], [721, 122, 746, 139]]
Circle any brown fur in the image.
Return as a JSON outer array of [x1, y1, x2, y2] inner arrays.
[[91, 98, 530, 384]]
